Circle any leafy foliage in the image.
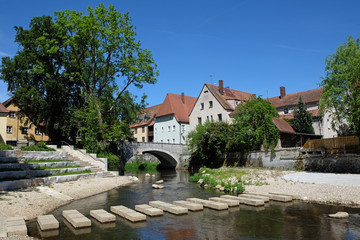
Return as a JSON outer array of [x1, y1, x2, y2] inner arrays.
[[124, 159, 158, 173], [229, 96, 280, 153], [0, 4, 158, 147], [292, 96, 315, 134], [98, 152, 120, 171], [21, 142, 55, 151], [320, 36, 360, 136], [0, 144, 13, 150]]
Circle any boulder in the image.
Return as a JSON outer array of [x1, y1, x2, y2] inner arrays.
[[145, 173, 151, 177], [197, 179, 204, 185], [152, 184, 164, 189], [329, 212, 349, 218], [156, 180, 164, 184]]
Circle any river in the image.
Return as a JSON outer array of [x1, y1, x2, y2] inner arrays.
[[28, 170, 360, 239]]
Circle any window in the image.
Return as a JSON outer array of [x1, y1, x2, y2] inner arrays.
[[209, 101, 213, 108], [173, 125, 175, 132], [204, 90, 209, 95], [167, 139, 170, 143], [207, 116, 209, 121], [284, 108, 289, 114], [200, 103, 204, 110], [168, 126, 171, 132], [142, 137, 145, 142], [135, 128, 138, 134], [9, 112, 16, 118], [35, 128, 40, 135], [135, 138, 138, 142], [218, 114, 222, 122], [210, 115, 213, 121], [22, 127, 28, 135], [161, 127, 164, 133], [155, 128, 157, 133], [6, 126, 12, 134], [327, 119, 330, 130], [181, 125, 185, 133], [198, 117, 202, 125], [173, 139, 175, 143], [142, 127, 145, 133]]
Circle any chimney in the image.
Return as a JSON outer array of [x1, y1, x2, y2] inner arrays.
[[219, 80, 224, 95], [280, 86, 286, 99], [181, 92, 185, 104]]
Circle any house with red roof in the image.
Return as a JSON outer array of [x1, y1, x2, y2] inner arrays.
[[154, 93, 197, 144], [130, 104, 162, 142], [267, 86, 337, 138], [189, 80, 256, 131]]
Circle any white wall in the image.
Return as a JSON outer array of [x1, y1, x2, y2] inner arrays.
[[189, 85, 232, 131], [154, 114, 190, 144]]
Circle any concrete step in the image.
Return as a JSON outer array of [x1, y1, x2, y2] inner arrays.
[[135, 204, 164, 217], [0, 170, 26, 181], [90, 209, 116, 223], [238, 194, 270, 202], [173, 200, 203, 211], [37, 215, 59, 231], [0, 157, 17, 163], [186, 198, 228, 210], [149, 201, 188, 215], [6, 216, 27, 237], [27, 161, 79, 169], [111, 205, 146, 222], [221, 195, 265, 206], [0, 151, 15, 158], [0, 163, 21, 171], [209, 197, 240, 207], [63, 210, 91, 229], [244, 192, 293, 202]]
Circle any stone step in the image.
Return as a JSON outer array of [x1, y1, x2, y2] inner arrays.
[[0, 151, 15, 158], [111, 205, 146, 222], [0, 217, 6, 237], [0, 157, 17, 163], [239, 194, 270, 202], [209, 197, 240, 207], [0, 170, 26, 181], [6, 216, 27, 237], [268, 192, 299, 199], [135, 204, 164, 217], [186, 198, 228, 210], [149, 201, 188, 215], [173, 200, 203, 211], [90, 209, 116, 223], [0, 163, 21, 171], [37, 215, 59, 231], [27, 161, 79, 169], [245, 192, 293, 202], [220, 195, 265, 207], [62, 210, 91, 229]]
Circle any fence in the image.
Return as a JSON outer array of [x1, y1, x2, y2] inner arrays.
[[303, 136, 359, 154]]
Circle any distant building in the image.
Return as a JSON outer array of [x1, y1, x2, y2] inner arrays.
[[0, 102, 9, 144], [130, 104, 161, 142], [3, 98, 50, 146], [154, 93, 196, 144], [189, 80, 255, 131], [267, 87, 337, 138]]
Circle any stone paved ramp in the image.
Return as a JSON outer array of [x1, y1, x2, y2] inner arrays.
[[283, 172, 360, 187]]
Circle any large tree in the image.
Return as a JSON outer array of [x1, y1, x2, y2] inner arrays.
[[320, 36, 360, 136], [292, 96, 315, 134], [0, 4, 158, 145], [229, 96, 279, 153]]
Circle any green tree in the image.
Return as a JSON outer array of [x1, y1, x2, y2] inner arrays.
[[0, 4, 158, 145], [229, 96, 279, 153], [292, 96, 315, 134], [188, 121, 231, 169], [320, 36, 360, 136]]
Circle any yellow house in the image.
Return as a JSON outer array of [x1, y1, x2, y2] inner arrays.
[[3, 98, 50, 146], [0, 102, 9, 144]]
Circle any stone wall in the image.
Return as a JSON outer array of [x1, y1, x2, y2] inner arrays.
[[304, 154, 360, 173]]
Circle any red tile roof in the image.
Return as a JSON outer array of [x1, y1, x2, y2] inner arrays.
[[206, 84, 255, 111], [0, 102, 9, 113], [279, 109, 320, 119], [267, 88, 323, 109], [156, 93, 197, 123], [272, 118, 295, 133], [130, 104, 162, 128]]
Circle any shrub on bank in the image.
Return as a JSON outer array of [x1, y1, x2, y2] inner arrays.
[[0, 144, 13, 150], [21, 142, 55, 151], [125, 159, 159, 173], [98, 152, 119, 171]]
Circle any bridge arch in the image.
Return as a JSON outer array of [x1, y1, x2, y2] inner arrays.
[[141, 150, 178, 169]]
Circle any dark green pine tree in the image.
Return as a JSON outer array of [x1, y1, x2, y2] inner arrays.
[[292, 96, 315, 134]]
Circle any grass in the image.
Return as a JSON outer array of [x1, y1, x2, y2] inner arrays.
[[37, 165, 81, 170], [50, 170, 92, 176], [0, 144, 13, 150], [125, 160, 159, 173], [25, 159, 73, 163]]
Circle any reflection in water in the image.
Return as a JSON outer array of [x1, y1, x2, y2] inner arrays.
[[27, 170, 360, 240]]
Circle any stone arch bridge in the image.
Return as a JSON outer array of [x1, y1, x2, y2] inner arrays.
[[119, 142, 190, 169]]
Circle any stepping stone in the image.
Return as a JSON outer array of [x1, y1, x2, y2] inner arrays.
[[90, 209, 116, 223], [152, 184, 164, 189], [186, 198, 228, 210], [245, 192, 292, 202], [239, 194, 270, 202], [37, 215, 59, 231], [6, 216, 27, 236], [209, 197, 240, 207], [0, 217, 6, 238], [111, 205, 146, 222], [269, 192, 299, 199], [220, 195, 246, 204], [173, 200, 203, 211], [135, 204, 163, 217], [149, 201, 188, 215], [63, 210, 91, 229], [155, 180, 164, 184]]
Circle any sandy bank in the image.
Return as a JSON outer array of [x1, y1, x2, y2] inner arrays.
[[0, 176, 135, 221]]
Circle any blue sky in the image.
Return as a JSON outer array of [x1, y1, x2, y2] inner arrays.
[[0, 0, 359, 107]]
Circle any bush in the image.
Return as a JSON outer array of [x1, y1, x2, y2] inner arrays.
[[21, 142, 55, 151], [0, 144, 13, 150], [124, 160, 159, 173], [98, 153, 119, 171]]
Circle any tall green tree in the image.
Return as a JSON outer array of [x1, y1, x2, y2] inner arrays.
[[292, 96, 315, 134], [229, 96, 279, 153], [320, 36, 360, 136], [0, 4, 158, 145]]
